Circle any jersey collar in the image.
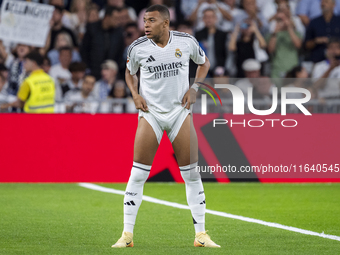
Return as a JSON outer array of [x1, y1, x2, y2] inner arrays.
[[149, 31, 173, 48]]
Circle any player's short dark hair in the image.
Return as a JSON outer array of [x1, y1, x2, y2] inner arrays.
[[24, 51, 44, 66], [58, 46, 73, 54], [145, 4, 170, 20], [69, 62, 87, 72]]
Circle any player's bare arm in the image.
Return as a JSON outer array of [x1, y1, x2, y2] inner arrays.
[[182, 56, 210, 110], [125, 68, 149, 112]]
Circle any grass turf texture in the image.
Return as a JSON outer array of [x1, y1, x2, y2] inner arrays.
[[0, 183, 339, 254]]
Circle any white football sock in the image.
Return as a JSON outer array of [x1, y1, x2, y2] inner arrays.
[[180, 162, 206, 233], [123, 161, 151, 234]]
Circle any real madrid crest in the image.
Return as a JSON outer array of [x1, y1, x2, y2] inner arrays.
[[175, 48, 182, 58]]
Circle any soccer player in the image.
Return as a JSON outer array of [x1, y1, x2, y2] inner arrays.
[[112, 4, 220, 248]]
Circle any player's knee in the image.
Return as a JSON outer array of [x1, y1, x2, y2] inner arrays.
[[129, 168, 150, 184], [180, 170, 201, 183]]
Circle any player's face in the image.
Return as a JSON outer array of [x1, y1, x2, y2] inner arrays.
[[144, 11, 167, 40]]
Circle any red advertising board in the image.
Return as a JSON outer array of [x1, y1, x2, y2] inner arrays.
[[0, 114, 339, 183]]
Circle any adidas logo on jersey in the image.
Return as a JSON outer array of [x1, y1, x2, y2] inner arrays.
[[146, 55, 156, 62]]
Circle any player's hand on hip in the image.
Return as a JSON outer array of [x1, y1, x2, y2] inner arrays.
[[182, 88, 197, 110], [133, 94, 149, 112]]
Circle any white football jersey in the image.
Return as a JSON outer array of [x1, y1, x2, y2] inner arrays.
[[126, 31, 206, 113]]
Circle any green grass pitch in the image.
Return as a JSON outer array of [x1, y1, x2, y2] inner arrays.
[[0, 182, 340, 254]]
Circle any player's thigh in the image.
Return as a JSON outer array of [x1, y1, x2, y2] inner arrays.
[[133, 117, 159, 165], [172, 114, 198, 166]]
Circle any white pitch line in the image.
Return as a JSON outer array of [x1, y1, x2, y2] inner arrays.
[[78, 183, 340, 242]]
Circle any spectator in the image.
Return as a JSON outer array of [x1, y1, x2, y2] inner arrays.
[[0, 64, 9, 83], [0, 74, 16, 107], [116, 6, 135, 28], [42, 57, 52, 74], [7, 44, 32, 95], [176, 21, 198, 79], [212, 67, 230, 95], [0, 51, 55, 113], [180, 0, 198, 22], [267, 1, 303, 80], [123, 23, 141, 61], [87, 3, 100, 23], [296, 0, 340, 26], [65, 74, 98, 113], [177, 20, 194, 34], [269, 0, 305, 37], [234, 0, 269, 33], [284, 65, 310, 96], [99, 0, 137, 21], [187, 0, 232, 32], [49, 46, 73, 84], [235, 59, 275, 105], [48, 32, 82, 66], [268, 0, 300, 19], [107, 80, 137, 113], [284, 65, 313, 112], [49, 2, 79, 51], [229, 20, 267, 78], [62, 0, 89, 43], [255, 0, 277, 21], [0, 74, 7, 101], [219, 0, 244, 32], [312, 38, 340, 98], [251, 76, 275, 100], [195, 8, 228, 74], [80, 6, 125, 79], [92, 0, 106, 9], [93, 60, 119, 100], [305, 0, 340, 63], [0, 41, 11, 67], [56, 61, 86, 99], [138, 0, 176, 33], [235, 58, 270, 95]]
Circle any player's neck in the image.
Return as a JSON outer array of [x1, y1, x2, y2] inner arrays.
[[153, 30, 170, 48]]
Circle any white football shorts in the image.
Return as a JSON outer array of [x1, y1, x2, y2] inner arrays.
[[138, 104, 191, 144]]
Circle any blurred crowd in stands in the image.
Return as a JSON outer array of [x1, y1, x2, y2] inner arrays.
[[1, 0, 340, 113]]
